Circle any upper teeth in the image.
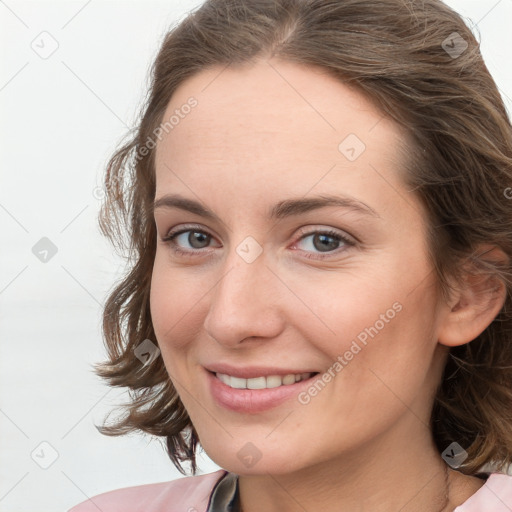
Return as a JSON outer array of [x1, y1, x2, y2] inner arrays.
[[216, 372, 314, 389]]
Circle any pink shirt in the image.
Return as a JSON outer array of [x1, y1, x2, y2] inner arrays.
[[68, 469, 512, 511]]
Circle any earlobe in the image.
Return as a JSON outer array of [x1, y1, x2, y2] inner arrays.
[[437, 245, 509, 348]]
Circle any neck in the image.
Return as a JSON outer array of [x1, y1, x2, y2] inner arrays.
[[238, 416, 453, 512]]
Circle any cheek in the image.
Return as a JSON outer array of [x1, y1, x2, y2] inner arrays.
[[149, 256, 201, 353], [321, 290, 439, 430], [300, 262, 438, 396], [283, 265, 403, 357]]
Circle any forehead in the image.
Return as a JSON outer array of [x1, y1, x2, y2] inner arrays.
[[158, 58, 391, 143], [153, 58, 408, 206]]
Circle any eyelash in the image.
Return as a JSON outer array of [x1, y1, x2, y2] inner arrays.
[[160, 225, 356, 260]]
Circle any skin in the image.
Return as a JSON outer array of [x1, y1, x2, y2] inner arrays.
[[151, 57, 504, 511]]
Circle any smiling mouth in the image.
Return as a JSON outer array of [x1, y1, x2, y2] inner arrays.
[[210, 371, 320, 390]]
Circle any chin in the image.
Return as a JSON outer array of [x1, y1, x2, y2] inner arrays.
[[204, 442, 306, 476]]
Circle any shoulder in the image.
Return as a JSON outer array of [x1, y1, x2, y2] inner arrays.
[[455, 472, 512, 511], [67, 469, 228, 512]]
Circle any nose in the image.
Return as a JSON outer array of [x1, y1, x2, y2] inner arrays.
[[203, 247, 285, 348]]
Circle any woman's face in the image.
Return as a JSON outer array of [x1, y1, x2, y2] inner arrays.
[[151, 58, 450, 474]]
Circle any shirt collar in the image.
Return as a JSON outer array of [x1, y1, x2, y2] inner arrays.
[[207, 471, 240, 512]]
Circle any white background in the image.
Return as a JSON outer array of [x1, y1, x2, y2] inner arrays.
[[1, 1, 511, 511]]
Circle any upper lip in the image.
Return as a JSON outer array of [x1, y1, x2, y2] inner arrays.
[[204, 363, 319, 379]]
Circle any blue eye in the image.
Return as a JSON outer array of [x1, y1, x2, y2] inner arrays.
[[161, 227, 216, 257], [160, 226, 355, 260], [293, 229, 355, 259]]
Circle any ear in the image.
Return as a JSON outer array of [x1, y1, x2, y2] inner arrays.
[[437, 244, 509, 348]]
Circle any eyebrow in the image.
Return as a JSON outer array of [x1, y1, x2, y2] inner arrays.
[[153, 193, 380, 221]]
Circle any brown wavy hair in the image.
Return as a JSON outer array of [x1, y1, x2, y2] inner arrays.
[[94, 0, 512, 477]]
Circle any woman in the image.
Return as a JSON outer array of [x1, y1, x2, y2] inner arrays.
[[69, 0, 512, 510]]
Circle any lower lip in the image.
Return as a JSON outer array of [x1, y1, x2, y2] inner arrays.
[[206, 369, 319, 413]]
